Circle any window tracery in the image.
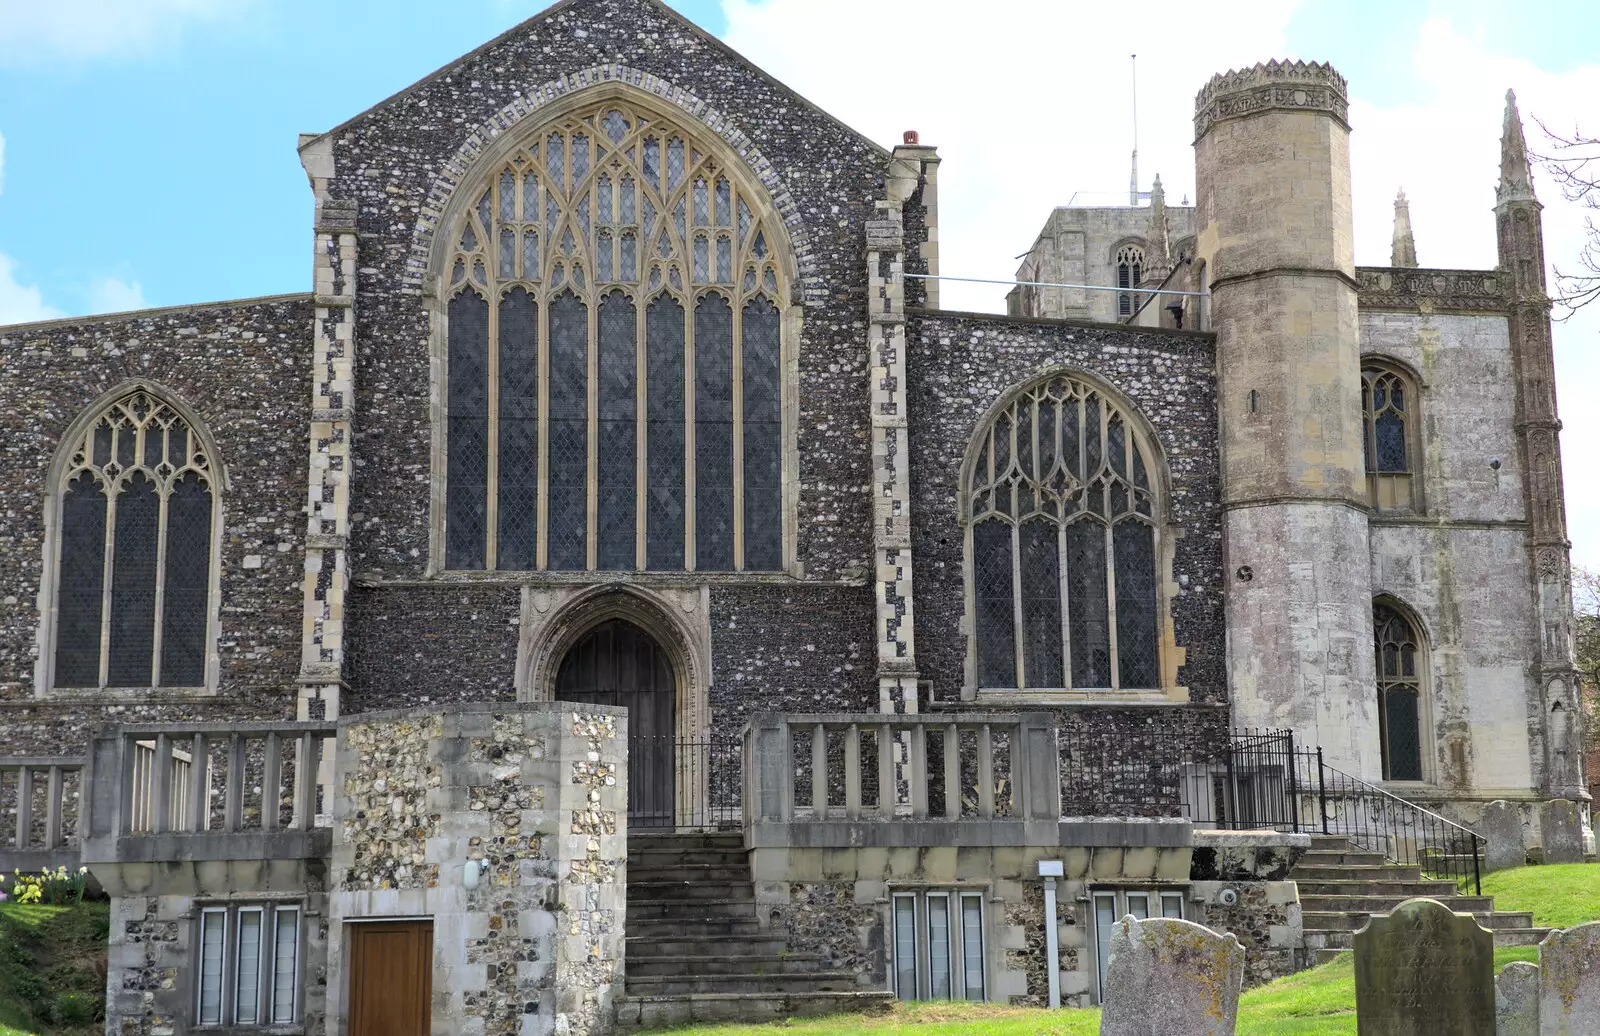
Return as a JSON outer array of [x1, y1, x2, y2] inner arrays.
[[1361, 361, 1419, 511], [442, 99, 786, 572], [966, 375, 1163, 692], [50, 390, 217, 689], [1374, 600, 1425, 781], [1115, 245, 1145, 317]]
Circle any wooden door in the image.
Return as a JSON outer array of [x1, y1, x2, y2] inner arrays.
[[554, 618, 676, 827], [347, 921, 432, 1036]]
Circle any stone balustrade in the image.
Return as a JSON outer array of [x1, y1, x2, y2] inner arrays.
[[742, 712, 1062, 848], [0, 757, 85, 874], [82, 721, 336, 865]]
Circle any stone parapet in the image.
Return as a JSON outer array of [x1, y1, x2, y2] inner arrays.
[[1193, 60, 1349, 139], [1356, 266, 1509, 313]]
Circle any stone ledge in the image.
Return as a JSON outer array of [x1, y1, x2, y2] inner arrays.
[[1192, 829, 1312, 850]]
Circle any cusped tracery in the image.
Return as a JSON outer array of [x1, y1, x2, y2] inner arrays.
[[967, 375, 1162, 692], [52, 390, 216, 689], [442, 100, 786, 572]]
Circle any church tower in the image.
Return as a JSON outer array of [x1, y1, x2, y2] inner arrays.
[[1193, 62, 1381, 776], [1496, 91, 1588, 800]]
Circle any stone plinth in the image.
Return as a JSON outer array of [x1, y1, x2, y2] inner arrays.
[[1353, 897, 1494, 1035], [1100, 915, 1244, 1035], [1539, 921, 1600, 1035]]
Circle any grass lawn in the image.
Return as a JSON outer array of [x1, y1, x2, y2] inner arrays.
[[647, 864, 1600, 1035], [0, 900, 108, 1036]]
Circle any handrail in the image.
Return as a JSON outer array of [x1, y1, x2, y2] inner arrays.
[[1299, 750, 1484, 895]]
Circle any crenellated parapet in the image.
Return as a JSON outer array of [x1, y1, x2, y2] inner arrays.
[[1193, 60, 1349, 139]]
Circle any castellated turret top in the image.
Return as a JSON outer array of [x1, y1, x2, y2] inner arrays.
[[1194, 60, 1349, 140]]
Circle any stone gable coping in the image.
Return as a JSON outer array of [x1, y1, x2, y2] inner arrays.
[[405, 62, 818, 293], [1193, 59, 1350, 139]]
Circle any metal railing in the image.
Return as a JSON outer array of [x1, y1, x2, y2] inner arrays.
[[1295, 747, 1484, 894], [629, 736, 742, 830], [1176, 729, 1301, 832]]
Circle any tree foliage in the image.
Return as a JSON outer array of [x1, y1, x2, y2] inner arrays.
[[1535, 121, 1600, 318]]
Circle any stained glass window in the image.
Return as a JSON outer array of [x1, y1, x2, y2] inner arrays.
[[442, 99, 788, 571], [967, 376, 1163, 692], [1374, 601, 1425, 781], [1361, 363, 1419, 511], [51, 390, 217, 689]]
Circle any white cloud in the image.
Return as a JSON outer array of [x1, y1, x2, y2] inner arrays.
[[0, 0, 239, 63], [722, 0, 1298, 313], [0, 253, 62, 325], [87, 276, 147, 314]]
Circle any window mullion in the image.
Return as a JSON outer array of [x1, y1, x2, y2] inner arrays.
[[150, 474, 170, 688], [98, 479, 118, 689]]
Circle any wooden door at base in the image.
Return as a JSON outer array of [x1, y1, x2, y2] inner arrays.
[[348, 921, 432, 1036]]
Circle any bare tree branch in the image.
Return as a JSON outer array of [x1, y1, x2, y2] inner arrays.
[[1534, 118, 1600, 319]]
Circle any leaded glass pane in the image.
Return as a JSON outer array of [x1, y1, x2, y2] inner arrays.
[[1084, 396, 1102, 474], [54, 472, 106, 687], [143, 422, 162, 469], [716, 237, 732, 283], [1107, 416, 1126, 477], [1066, 520, 1110, 687], [1376, 413, 1406, 472], [695, 293, 735, 571], [547, 133, 565, 190], [1113, 520, 1159, 688], [742, 298, 783, 571], [498, 288, 539, 570], [694, 179, 709, 224], [597, 230, 614, 282], [159, 472, 210, 686], [499, 227, 515, 279], [1019, 519, 1062, 688], [597, 292, 637, 570], [523, 176, 538, 224], [116, 421, 135, 468], [620, 232, 637, 282], [643, 136, 660, 190], [445, 290, 489, 569], [499, 171, 515, 222], [604, 110, 628, 143], [647, 296, 686, 570], [1384, 689, 1422, 780], [973, 520, 1016, 688], [572, 133, 590, 184], [716, 179, 731, 226], [598, 174, 613, 224], [92, 421, 112, 466], [667, 138, 685, 189], [108, 472, 158, 686], [548, 292, 589, 570], [621, 176, 636, 224], [693, 235, 709, 283]]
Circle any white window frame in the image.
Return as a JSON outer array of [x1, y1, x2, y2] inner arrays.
[[890, 889, 988, 1002], [193, 901, 303, 1029], [1090, 886, 1188, 1003]]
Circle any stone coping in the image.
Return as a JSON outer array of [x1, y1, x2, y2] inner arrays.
[[341, 700, 628, 727], [1191, 829, 1312, 849], [0, 292, 312, 334], [908, 306, 1217, 342]]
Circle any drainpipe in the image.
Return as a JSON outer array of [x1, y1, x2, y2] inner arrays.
[[1038, 860, 1064, 1008]]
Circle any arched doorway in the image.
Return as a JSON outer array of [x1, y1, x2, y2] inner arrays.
[[555, 618, 676, 826]]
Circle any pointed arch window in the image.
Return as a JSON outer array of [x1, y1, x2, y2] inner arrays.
[[440, 99, 787, 572], [1115, 245, 1145, 317], [1374, 600, 1426, 781], [49, 390, 217, 690], [1361, 362, 1419, 511], [966, 375, 1164, 693]]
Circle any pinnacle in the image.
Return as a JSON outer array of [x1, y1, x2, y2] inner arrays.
[[1498, 86, 1537, 205]]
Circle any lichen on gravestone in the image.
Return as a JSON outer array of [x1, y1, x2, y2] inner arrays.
[[1099, 915, 1244, 1035], [1353, 897, 1495, 1035], [1494, 959, 1538, 1036], [1538, 920, 1600, 1034]]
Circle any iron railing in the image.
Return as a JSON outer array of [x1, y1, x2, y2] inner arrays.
[[629, 736, 742, 830], [1178, 729, 1301, 832], [1294, 747, 1483, 894]]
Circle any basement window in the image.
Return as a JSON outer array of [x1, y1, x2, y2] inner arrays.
[[1091, 888, 1186, 1002], [196, 903, 301, 1027], [892, 891, 987, 1002]]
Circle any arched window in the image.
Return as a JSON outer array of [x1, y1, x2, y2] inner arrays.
[[1115, 245, 1145, 317], [1361, 362, 1419, 511], [1373, 600, 1426, 781], [966, 375, 1163, 692], [440, 99, 787, 572], [48, 389, 217, 689]]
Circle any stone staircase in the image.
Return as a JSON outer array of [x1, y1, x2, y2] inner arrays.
[[613, 832, 894, 1031], [1295, 834, 1549, 964]]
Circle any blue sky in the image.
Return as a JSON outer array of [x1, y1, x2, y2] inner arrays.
[[2, 0, 1597, 560]]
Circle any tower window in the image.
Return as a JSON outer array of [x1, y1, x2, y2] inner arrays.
[[1361, 362, 1420, 511], [1115, 245, 1146, 316]]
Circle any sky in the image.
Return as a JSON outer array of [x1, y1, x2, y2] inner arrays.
[[1, 0, 1596, 563]]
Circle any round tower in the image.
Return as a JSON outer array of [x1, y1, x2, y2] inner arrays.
[[1193, 61, 1381, 776]]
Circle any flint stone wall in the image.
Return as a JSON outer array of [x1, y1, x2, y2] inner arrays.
[[326, 702, 627, 1036]]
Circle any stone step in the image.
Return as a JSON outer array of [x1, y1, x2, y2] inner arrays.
[[626, 863, 753, 884], [630, 833, 746, 851], [626, 954, 831, 978], [1307, 925, 1550, 960], [613, 991, 896, 1031], [628, 898, 757, 921], [1302, 910, 1534, 933], [627, 880, 755, 903], [626, 934, 790, 958], [1308, 835, 1353, 852], [628, 916, 763, 938], [629, 848, 750, 868], [1290, 864, 1423, 882], [625, 971, 865, 997], [1295, 850, 1389, 868], [1300, 894, 1493, 914], [1293, 880, 1460, 898]]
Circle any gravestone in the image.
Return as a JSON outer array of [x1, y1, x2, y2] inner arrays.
[[1352, 897, 1494, 1035], [1495, 960, 1540, 1036], [1100, 915, 1244, 1036], [1539, 921, 1600, 1035], [1479, 799, 1528, 872], [1540, 799, 1584, 865]]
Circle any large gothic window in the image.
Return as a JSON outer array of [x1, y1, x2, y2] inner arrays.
[[50, 390, 217, 689], [967, 375, 1163, 692], [1361, 362, 1419, 511], [1373, 600, 1426, 781], [441, 100, 787, 572]]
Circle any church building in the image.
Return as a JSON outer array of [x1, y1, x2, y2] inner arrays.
[[0, 1, 1587, 1033]]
